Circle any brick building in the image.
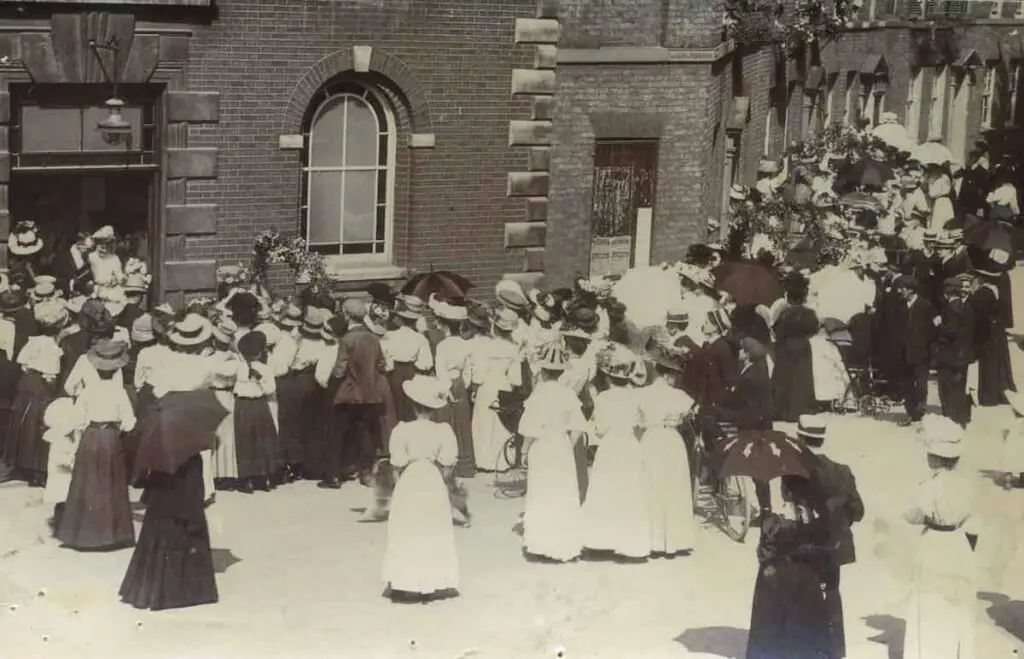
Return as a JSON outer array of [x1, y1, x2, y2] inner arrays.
[[530, 0, 1024, 286], [0, 0, 540, 305]]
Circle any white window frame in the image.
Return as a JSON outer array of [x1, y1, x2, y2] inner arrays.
[[1017, 0, 1024, 18], [1011, 61, 1022, 125], [981, 64, 997, 129], [929, 65, 948, 141], [906, 68, 923, 141], [991, 0, 1004, 17], [763, 104, 772, 156], [304, 85, 398, 268], [824, 74, 836, 127]]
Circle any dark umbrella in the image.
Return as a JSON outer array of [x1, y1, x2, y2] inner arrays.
[[132, 389, 228, 480], [711, 429, 817, 482], [963, 215, 1014, 260], [401, 270, 474, 300], [717, 263, 784, 307]]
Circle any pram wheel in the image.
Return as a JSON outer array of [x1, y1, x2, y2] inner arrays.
[[858, 395, 878, 416], [830, 398, 847, 415]]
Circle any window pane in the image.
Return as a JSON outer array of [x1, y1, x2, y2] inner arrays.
[[21, 107, 82, 152], [342, 242, 374, 255], [345, 97, 379, 167], [378, 134, 388, 163], [342, 170, 376, 243], [82, 106, 143, 151], [310, 97, 347, 168], [376, 205, 386, 240], [308, 171, 343, 245], [376, 169, 387, 204]]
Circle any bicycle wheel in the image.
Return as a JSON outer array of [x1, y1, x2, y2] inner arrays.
[[501, 436, 526, 470], [714, 475, 751, 543]]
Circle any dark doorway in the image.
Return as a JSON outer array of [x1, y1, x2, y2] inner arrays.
[[10, 170, 155, 267]]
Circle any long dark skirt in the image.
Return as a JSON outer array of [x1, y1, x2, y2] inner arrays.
[[997, 272, 1015, 329], [275, 371, 306, 465], [126, 383, 156, 476], [119, 455, 218, 611], [978, 334, 1016, 406], [233, 397, 282, 480], [746, 560, 832, 659], [432, 378, 475, 478], [55, 423, 134, 550], [387, 361, 418, 423], [772, 341, 817, 422], [4, 371, 56, 479], [308, 377, 340, 479]]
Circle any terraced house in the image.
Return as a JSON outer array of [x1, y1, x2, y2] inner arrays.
[[0, 0, 1021, 300]]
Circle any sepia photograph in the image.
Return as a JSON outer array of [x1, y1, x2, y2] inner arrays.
[[1, 0, 1024, 657]]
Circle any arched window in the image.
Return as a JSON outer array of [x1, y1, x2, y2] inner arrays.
[[302, 81, 396, 261]]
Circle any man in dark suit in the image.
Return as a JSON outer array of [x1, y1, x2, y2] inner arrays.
[[319, 300, 389, 489], [47, 232, 94, 297], [895, 275, 938, 426], [796, 415, 864, 659], [934, 276, 975, 427]]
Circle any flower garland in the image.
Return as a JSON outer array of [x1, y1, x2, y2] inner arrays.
[[723, 0, 851, 57], [251, 229, 329, 292]]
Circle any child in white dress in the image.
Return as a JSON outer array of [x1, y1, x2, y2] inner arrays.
[[42, 397, 84, 533], [519, 341, 586, 562], [383, 375, 460, 603], [582, 343, 651, 560]]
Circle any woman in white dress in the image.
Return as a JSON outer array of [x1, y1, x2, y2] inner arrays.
[[383, 375, 460, 602], [87, 226, 125, 293], [210, 319, 240, 490], [519, 340, 587, 562], [902, 415, 980, 659], [468, 307, 523, 472], [582, 343, 651, 560], [639, 344, 697, 557]]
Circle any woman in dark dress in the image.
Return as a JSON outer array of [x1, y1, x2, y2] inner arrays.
[[972, 268, 1015, 406], [282, 311, 332, 481], [772, 273, 820, 422], [746, 475, 833, 659], [233, 331, 281, 493]]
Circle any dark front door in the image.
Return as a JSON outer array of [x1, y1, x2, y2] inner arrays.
[[589, 140, 658, 276]]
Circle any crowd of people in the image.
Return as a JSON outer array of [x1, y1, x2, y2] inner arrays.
[[0, 116, 1015, 659]]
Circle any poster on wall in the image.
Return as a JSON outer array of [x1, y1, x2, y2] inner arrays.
[[589, 235, 632, 278]]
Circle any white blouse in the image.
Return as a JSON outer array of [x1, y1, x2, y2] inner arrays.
[[65, 354, 124, 397], [0, 317, 14, 361], [88, 252, 124, 287], [381, 326, 433, 371], [149, 352, 214, 398], [434, 335, 470, 388], [134, 344, 172, 390], [519, 380, 588, 440], [269, 332, 298, 378], [233, 361, 275, 399], [389, 419, 458, 469], [74, 379, 136, 431], [903, 469, 976, 532], [638, 380, 695, 429], [18, 335, 62, 377]]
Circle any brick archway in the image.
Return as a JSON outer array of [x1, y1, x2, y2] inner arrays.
[[282, 48, 433, 135]]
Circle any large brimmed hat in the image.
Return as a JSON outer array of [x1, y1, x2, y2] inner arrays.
[[535, 340, 569, 371], [796, 414, 828, 444], [237, 330, 267, 360], [493, 307, 520, 333], [496, 279, 529, 311], [665, 302, 689, 325], [8, 222, 43, 256], [91, 225, 116, 243], [0, 289, 27, 314], [465, 303, 491, 331], [33, 300, 68, 329], [299, 308, 324, 338], [364, 303, 390, 336], [276, 304, 303, 330], [31, 280, 58, 302], [87, 339, 128, 372], [402, 374, 449, 410], [596, 343, 636, 380], [647, 341, 683, 372], [396, 294, 426, 320], [706, 307, 732, 334], [432, 296, 468, 322], [917, 414, 964, 459], [169, 313, 213, 346], [567, 306, 599, 332], [212, 317, 238, 345], [131, 314, 155, 343]]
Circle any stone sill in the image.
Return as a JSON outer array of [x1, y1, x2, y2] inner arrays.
[[323, 260, 406, 283], [557, 42, 735, 65]]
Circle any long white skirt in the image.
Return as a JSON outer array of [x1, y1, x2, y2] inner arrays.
[[471, 382, 512, 471], [383, 460, 459, 594], [523, 432, 582, 561], [641, 427, 696, 554], [212, 390, 238, 479], [903, 528, 977, 659], [582, 428, 651, 558]]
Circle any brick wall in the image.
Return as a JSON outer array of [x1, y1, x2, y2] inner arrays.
[[558, 0, 725, 49], [179, 0, 535, 293], [546, 64, 712, 284]]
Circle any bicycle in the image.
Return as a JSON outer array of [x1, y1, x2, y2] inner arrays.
[[684, 415, 752, 543]]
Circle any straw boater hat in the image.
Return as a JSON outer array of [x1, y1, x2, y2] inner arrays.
[[123, 274, 149, 294], [364, 303, 389, 336], [495, 279, 529, 311], [8, 222, 43, 256], [665, 302, 689, 326], [299, 309, 324, 338], [213, 317, 238, 345], [276, 304, 302, 330], [535, 340, 570, 371], [131, 314, 155, 344], [493, 307, 520, 333], [917, 414, 964, 459], [432, 296, 468, 323], [402, 374, 448, 410], [169, 313, 213, 346], [796, 414, 828, 446], [396, 294, 426, 320], [33, 300, 68, 329], [648, 341, 683, 372], [87, 339, 128, 372], [32, 280, 58, 303]]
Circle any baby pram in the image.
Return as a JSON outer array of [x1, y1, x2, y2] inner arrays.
[[824, 313, 897, 416]]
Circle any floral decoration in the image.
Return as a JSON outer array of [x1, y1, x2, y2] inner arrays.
[[723, 0, 852, 58], [251, 229, 329, 292]]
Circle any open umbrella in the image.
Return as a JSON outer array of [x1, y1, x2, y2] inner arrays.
[[401, 270, 473, 300], [717, 262, 784, 307], [872, 122, 915, 152], [964, 215, 1014, 260], [711, 429, 818, 482], [132, 389, 228, 480], [839, 191, 885, 213], [911, 141, 953, 167]]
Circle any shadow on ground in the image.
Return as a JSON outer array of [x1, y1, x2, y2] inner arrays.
[[673, 626, 748, 658], [863, 614, 905, 659], [979, 591, 1024, 644], [211, 548, 241, 574]]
